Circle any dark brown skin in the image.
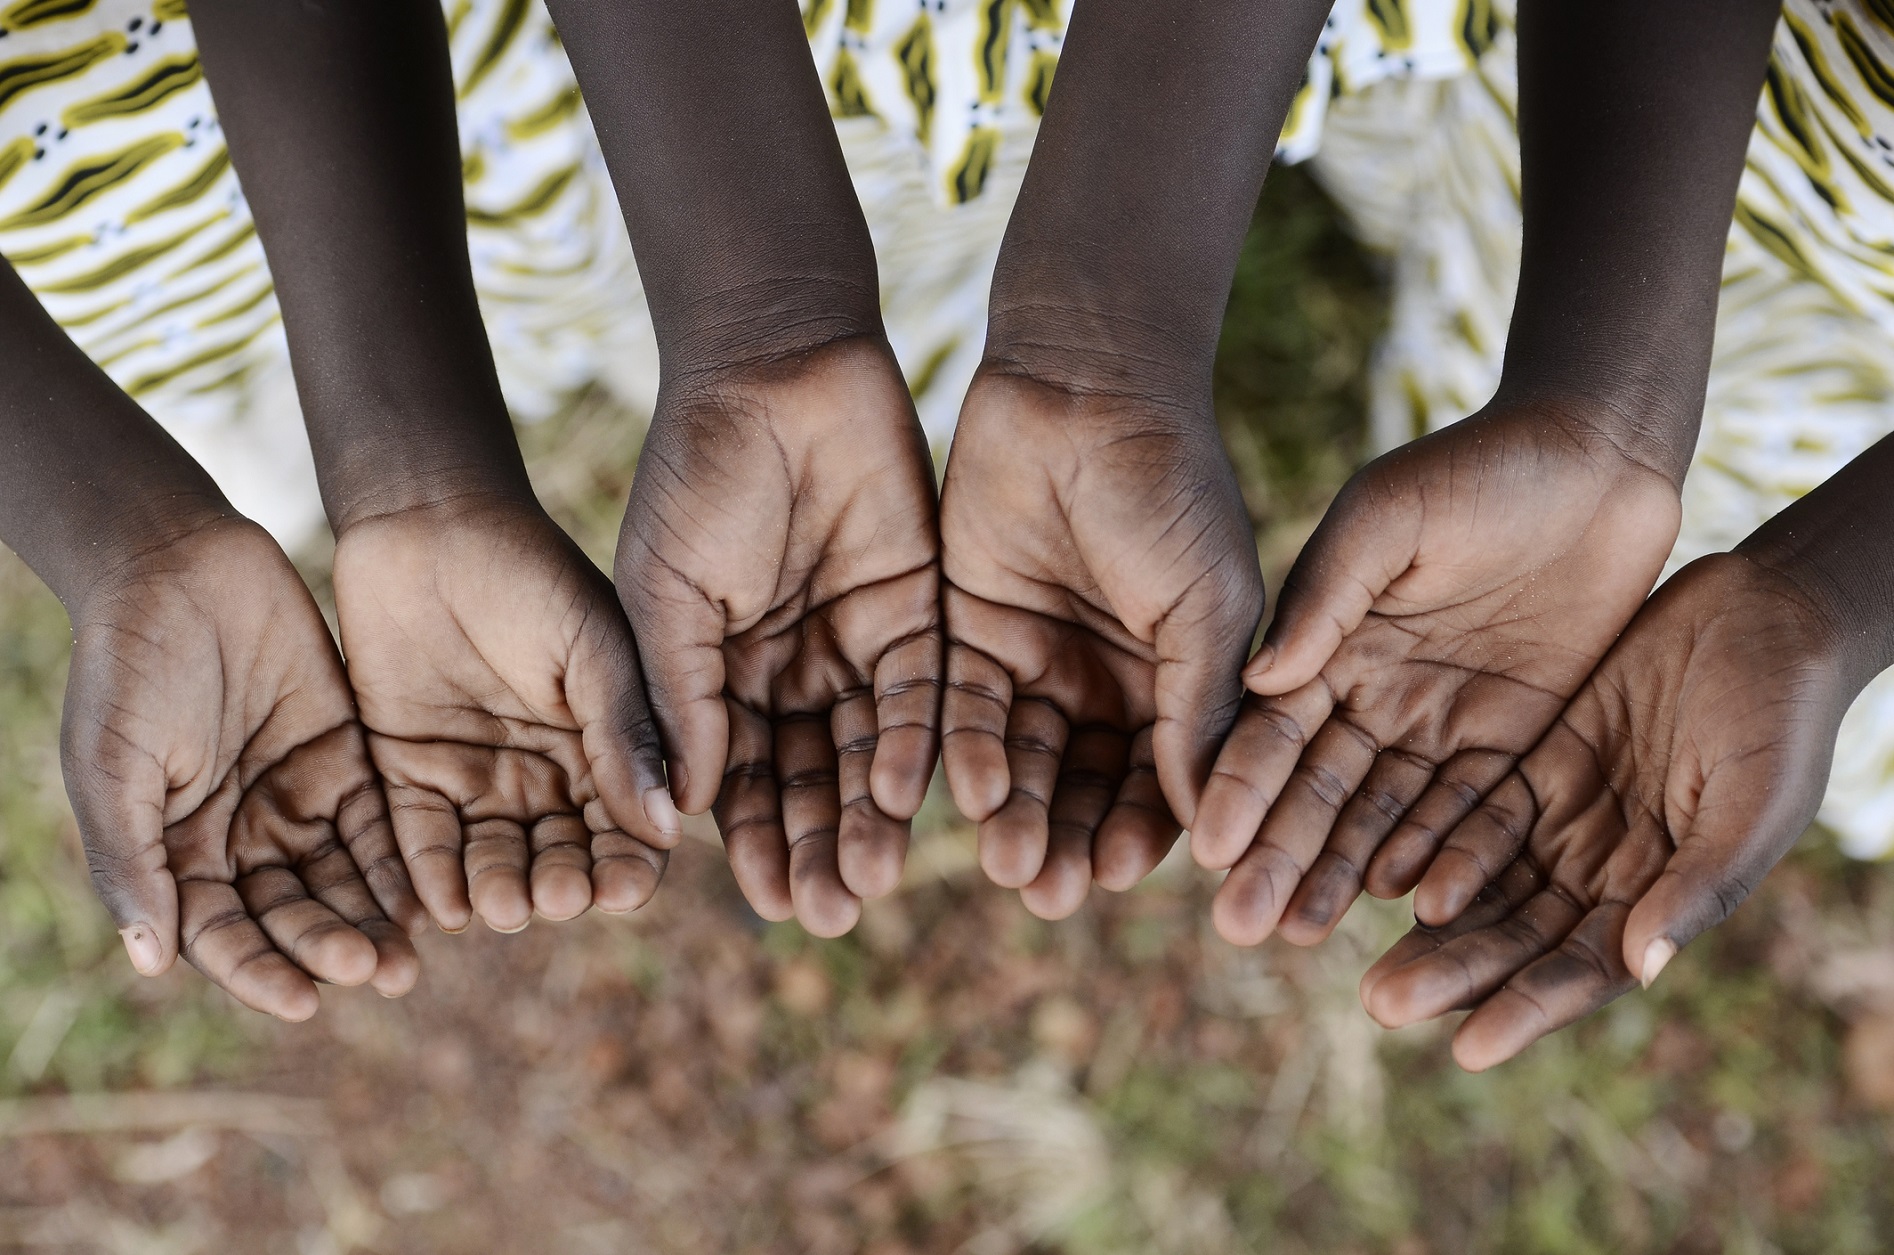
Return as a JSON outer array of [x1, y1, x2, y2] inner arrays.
[[187, 0, 679, 935], [1360, 431, 1894, 1070], [939, 0, 1336, 919], [544, 0, 939, 936], [1194, 0, 1786, 945], [0, 259, 422, 1021]]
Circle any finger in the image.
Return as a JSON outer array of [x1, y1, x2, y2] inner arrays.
[[1243, 478, 1414, 697], [252, 805, 420, 998], [1093, 728, 1180, 891], [1191, 679, 1336, 871], [1019, 726, 1126, 921], [1621, 750, 1827, 988], [60, 719, 178, 977], [977, 697, 1069, 890], [590, 827, 668, 915], [527, 813, 594, 922], [834, 686, 909, 901], [776, 712, 859, 938], [570, 611, 684, 851], [616, 562, 729, 817], [1411, 770, 1542, 927], [1452, 903, 1636, 1071], [869, 623, 942, 822], [334, 776, 428, 938], [463, 817, 532, 934], [1358, 861, 1535, 1011], [1209, 715, 1378, 946], [234, 865, 379, 987], [1149, 563, 1265, 829], [941, 643, 1013, 823], [1364, 748, 1515, 900], [379, 779, 472, 933], [1362, 875, 1585, 1030], [177, 879, 320, 1022], [1279, 747, 1434, 946], [715, 700, 792, 922]]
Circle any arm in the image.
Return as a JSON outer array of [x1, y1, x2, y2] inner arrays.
[[1197, 0, 1786, 947], [187, 0, 679, 935], [0, 258, 421, 1017], [543, 0, 940, 937], [936, 0, 1333, 918], [1363, 433, 1894, 1071]]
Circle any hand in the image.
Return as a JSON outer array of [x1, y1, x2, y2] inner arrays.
[[1194, 403, 1682, 946], [62, 515, 424, 1021], [937, 368, 1264, 920], [1356, 551, 1852, 1070], [333, 497, 678, 934], [617, 337, 940, 937]]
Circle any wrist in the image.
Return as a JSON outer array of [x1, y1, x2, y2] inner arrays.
[[1486, 371, 1703, 490], [58, 495, 248, 624], [979, 298, 1217, 415], [1737, 525, 1894, 696], [654, 272, 884, 388]]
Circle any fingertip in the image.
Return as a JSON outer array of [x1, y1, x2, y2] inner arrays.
[[592, 851, 664, 915], [363, 924, 421, 998], [798, 893, 862, 940], [1412, 860, 1479, 928], [272, 982, 321, 1024], [977, 806, 1047, 890], [1210, 879, 1274, 949], [868, 752, 931, 823], [642, 786, 684, 848], [531, 863, 594, 923], [942, 742, 1008, 824], [318, 929, 381, 988], [119, 924, 169, 977]]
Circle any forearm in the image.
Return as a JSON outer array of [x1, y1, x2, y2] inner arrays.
[[1496, 0, 1782, 485], [189, 0, 533, 533], [542, 0, 882, 376], [1739, 435, 1894, 693], [0, 261, 229, 609], [983, 0, 1335, 398]]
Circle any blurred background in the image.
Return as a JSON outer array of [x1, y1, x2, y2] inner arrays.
[[2, 166, 1893, 1255]]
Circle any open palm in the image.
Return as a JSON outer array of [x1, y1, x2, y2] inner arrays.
[[334, 498, 677, 934], [617, 338, 941, 937], [1195, 405, 1681, 946], [938, 370, 1264, 919], [1358, 552, 1852, 1070], [63, 516, 423, 1020]]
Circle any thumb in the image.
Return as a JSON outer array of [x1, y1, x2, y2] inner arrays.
[[569, 607, 683, 849], [1245, 479, 1416, 697], [60, 704, 178, 978], [1621, 738, 1831, 988], [616, 560, 730, 818], [1151, 561, 1265, 829]]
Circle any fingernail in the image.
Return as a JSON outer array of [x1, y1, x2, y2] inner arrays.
[[120, 925, 162, 976], [643, 786, 683, 838], [1640, 938, 1676, 989], [1243, 646, 1275, 689]]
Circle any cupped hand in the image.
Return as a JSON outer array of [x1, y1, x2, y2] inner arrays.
[[937, 368, 1264, 920], [616, 337, 940, 937], [333, 497, 678, 934], [1195, 404, 1681, 947], [62, 515, 424, 1021], [1356, 551, 1852, 1070]]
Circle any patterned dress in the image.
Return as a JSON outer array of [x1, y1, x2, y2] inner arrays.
[[2, 0, 1891, 854]]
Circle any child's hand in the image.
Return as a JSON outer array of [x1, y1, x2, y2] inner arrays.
[[618, 338, 940, 937], [1195, 404, 1681, 946], [1355, 551, 1851, 1070], [938, 370, 1264, 919], [63, 516, 424, 1021], [333, 499, 678, 934]]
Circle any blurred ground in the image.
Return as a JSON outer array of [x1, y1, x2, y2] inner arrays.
[[4, 166, 1894, 1254]]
